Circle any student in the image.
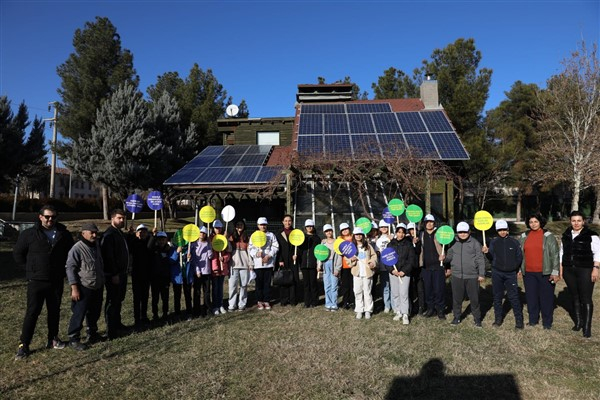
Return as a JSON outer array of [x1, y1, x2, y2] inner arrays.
[[189, 227, 213, 317], [210, 220, 231, 315], [318, 224, 341, 311], [276, 215, 299, 306], [130, 224, 153, 330], [151, 232, 176, 323], [376, 221, 394, 313], [407, 222, 423, 316], [248, 217, 279, 310], [387, 223, 415, 324], [338, 222, 355, 309], [298, 219, 321, 308], [347, 227, 377, 319], [419, 214, 447, 319], [173, 241, 193, 322], [443, 222, 486, 327], [228, 221, 251, 311]]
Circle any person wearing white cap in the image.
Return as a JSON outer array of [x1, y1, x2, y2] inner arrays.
[[347, 227, 378, 319], [275, 214, 299, 307], [376, 220, 394, 313], [482, 219, 524, 329], [337, 222, 354, 309], [406, 222, 424, 316], [228, 221, 250, 312], [441, 222, 486, 327], [130, 223, 153, 330], [319, 224, 342, 311], [210, 221, 231, 316], [419, 213, 447, 319], [387, 224, 416, 324], [150, 232, 175, 323], [189, 226, 213, 317], [249, 217, 279, 310], [298, 219, 321, 308]]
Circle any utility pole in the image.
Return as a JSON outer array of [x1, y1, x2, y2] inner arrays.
[[45, 102, 59, 198]]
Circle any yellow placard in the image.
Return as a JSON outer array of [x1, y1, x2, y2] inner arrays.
[[251, 230, 267, 247], [199, 205, 216, 223], [474, 210, 494, 231], [212, 234, 228, 252], [334, 237, 345, 255], [182, 224, 200, 242], [289, 229, 305, 246]]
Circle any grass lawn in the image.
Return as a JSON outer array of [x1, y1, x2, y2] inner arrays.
[[1, 220, 599, 399]]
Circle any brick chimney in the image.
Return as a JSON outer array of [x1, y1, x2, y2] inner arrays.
[[420, 74, 440, 109]]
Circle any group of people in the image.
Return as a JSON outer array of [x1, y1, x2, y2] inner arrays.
[[13, 205, 598, 360]]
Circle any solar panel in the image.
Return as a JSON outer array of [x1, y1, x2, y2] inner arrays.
[[430, 132, 469, 159], [324, 135, 351, 156], [302, 104, 346, 114], [209, 154, 241, 167], [404, 134, 440, 158], [256, 166, 284, 183], [299, 114, 323, 135], [239, 154, 268, 166], [224, 167, 261, 183], [396, 112, 427, 133], [351, 134, 381, 155], [324, 114, 349, 134], [347, 103, 392, 113], [186, 156, 215, 168], [372, 113, 401, 133], [421, 111, 453, 132], [222, 145, 250, 155], [348, 114, 375, 133], [199, 146, 226, 156], [164, 167, 204, 184], [194, 167, 232, 183], [298, 135, 324, 156]]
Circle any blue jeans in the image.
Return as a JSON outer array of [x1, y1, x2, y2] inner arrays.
[[68, 285, 103, 340], [380, 270, 392, 310], [323, 260, 338, 309], [491, 269, 523, 322], [211, 275, 225, 310]]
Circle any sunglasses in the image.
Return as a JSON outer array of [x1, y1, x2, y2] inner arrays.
[[42, 215, 56, 220]]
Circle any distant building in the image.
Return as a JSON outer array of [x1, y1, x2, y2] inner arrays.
[[48, 167, 100, 200]]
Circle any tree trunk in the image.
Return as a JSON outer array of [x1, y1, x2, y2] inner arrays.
[[102, 184, 109, 220], [571, 174, 581, 212], [593, 186, 600, 224], [516, 190, 522, 222]]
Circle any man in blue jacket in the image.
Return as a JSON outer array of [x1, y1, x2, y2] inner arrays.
[[482, 219, 524, 329], [13, 205, 74, 360]]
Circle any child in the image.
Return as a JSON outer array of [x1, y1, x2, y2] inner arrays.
[[387, 224, 416, 324], [210, 220, 231, 315], [151, 232, 177, 323], [298, 219, 321, 308], [189, 227, 213, 317], [347, 227, 377, 319], [376, 221, 394, 313], [228, 221, 250, 311], [318, 224, 342, 311]]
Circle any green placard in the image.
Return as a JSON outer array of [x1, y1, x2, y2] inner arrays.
[[405, 204, 424, 223], [172, 229, 186, 247], [355, 217, 372, 234], [314, 244, 330, 261], [388, 198, 405, 217], [435, 225, 455, 245]]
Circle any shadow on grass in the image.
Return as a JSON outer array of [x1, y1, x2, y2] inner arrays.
[[385, 358, 521, 400]]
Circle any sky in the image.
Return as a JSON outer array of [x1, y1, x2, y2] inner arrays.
[[1, 0, 598, 149]]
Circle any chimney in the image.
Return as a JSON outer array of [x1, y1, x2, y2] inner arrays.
[[420, 75, 440, 109]]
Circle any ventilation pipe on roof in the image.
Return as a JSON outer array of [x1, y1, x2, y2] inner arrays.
[[420, 74, 440, 109]]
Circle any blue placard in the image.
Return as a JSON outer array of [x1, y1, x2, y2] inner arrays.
[[340, 241, 357, 258], [147, 191, 163, 211], [125, 194, 144, 213], [382, 207, 395, 224], [381, 247, 399, 267]]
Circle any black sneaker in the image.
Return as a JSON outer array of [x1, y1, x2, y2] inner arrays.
[[424, 309, 436, 318], [15, 343, 30, 360], [69, 340, 88, 351], [515, 321, 524, 330], [438, 311, 446, 320], [474, 320, 482, 328], [492, 320, 502, 328], [450, 317, 461, 325], [46, 337, 67, 349], [86, 333, 107, 344]]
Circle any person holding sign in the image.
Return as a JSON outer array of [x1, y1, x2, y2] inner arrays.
[[419, 214, 448, 320], [248, 217, 279, 310], [482, 220, 524, 329], [228, 221, 251, 311], [375, 221, 394, 313], [347, 227, 378, 320], [210, 221, 231, 315], [406, 222, 424, 316], [172, 231, 193, 322], [441, 222, 486, 327], [276, 215, 300, 307], [318, 224, 342, 311], [150, 232, 176, 323], [298, 219, 321, 308], [386, 223, 416, 324], [338, 222, 355, 310], [129, 224, 154, 330], [189, 227, 213, 317]]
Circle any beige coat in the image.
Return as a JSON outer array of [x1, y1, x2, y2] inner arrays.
[[347, 243, 378, 278]]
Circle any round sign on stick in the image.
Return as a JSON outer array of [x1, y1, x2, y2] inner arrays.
[[314, 244, 330, 261], [182, 224, 200, 243], [334, 237, 345, 255], [405, 204, 424, 223], [388, 198, 405, 217], [146, 191, 163, 211], [212, 234, 228, 252], [474, 210, 494, 231], [340, 241, 358, 258], [381, 247, 399, 267], [125, 194, 144, 214], [199, 205, 216, 224], [355, 217, 372, 235], [172, 229, 186, 247], [382, 207, 395, 224], [221, 205, 236, 222], [251, 230, 267, 247], [435, 225, 455, 245], [289, 229, 305, 247]]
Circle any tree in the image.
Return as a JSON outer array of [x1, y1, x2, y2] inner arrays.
[[534, 41, 600, 215], [21, 118, 49, 195], [371, 67, 419, 99], [315, 76, 368, 100]]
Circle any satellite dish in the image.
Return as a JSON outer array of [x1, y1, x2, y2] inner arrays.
[[226, 104, 239, 117]]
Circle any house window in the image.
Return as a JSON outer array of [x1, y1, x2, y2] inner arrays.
[[257, 131, 280, 146]]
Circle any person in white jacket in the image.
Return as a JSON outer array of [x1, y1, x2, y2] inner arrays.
[[248, 217, 279, 310]]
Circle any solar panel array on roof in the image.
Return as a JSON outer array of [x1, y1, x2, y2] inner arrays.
[[164, 145, 284, 185], [297, 105, 468, 160]]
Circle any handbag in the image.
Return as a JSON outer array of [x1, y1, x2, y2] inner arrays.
[[273, 268, 294, 286]]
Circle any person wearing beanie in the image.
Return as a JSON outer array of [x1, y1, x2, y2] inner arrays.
[[442, 222, 486, 327], [482, 219, 524, 329]]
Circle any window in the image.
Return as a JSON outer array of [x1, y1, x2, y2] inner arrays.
[[257, 131, 280, 146]]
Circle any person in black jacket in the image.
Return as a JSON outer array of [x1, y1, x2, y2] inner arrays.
[[387, 223, 415, 324], [276, 214, 299, 306], [13, 205, 74, 360], [151, 231, 174, 323], [298, 219, 321, 308], [129, 224, 154, 330], [101, 209, 129, 339], [482, 219, 524, 329]]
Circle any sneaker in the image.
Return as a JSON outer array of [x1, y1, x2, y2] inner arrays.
[[437, 311, 446, 320], [383, 308, 391, 313], [474, 320, 482, 328], [393, 313, 402, 321], [356, 312, 363, 319], [213, 309, 220, 316], [86, 333, 107, 344], [238, 307, 246, 312], [47, 337, 67, 350], [219, 306, 227, 314], [329, 307, 339, 312], [424, 309, 435, 318], [15, 343, 29, 360], [264, 302, 271, 310], [402, 314, 410, 325], [228, 307, 236, 312], [450, 317, 461, 325], [365, 312, 371, 320], [492, 320, 502, 327], [515, 321, 524, 330], [69, 340, 88, 351], [257, 302, 265, 310]]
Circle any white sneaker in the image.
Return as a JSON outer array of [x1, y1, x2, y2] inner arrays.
[[402, 314, 410, 325], [365, 312, 372, 320], [384, 308, 391, 313], [213, 309, 220, 316], [393, 313, 401, 321], [356, 312, 363, 319], [219, 306, 227, 314]]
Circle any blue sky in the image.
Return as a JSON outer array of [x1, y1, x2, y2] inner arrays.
[[1, 0, 598, 148]]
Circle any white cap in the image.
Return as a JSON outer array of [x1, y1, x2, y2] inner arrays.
[[305, 219, 315, 227], [156, 231, 168, 238], [136, 224, 148, 231], [199, 226, 208, 234], [371, 221, 378, 229], [213, 220, 223, 228], [257, 217, 268, 225], [379, 221, 390, 228], [339, 222, 350, 231], [323, 224, 333, 232], [424, 214, 435, 222], [456, 221, 470, 232], [407, 222, 416, 231], [495, 220, 508, 230], [353, 227, 364, 235], [396, 223, 407, 232]]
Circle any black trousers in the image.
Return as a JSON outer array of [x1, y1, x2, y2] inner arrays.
[[132, 278, 150, 324], [151, 280, 170, 319], [173, 283, 192, 315], [339, 268, 354, 306], [301, 268, 319, 306], [451, 276, 481, 321], [68, 285, 103, 340], [255, 268, 273, 303], [409, 266, 425, 313], [19, 279, 63, 345], [104, 272, 127, 336], [279, 265, 300, 305], [193, 274, 211, 316], [563, 266, 595, 304]]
